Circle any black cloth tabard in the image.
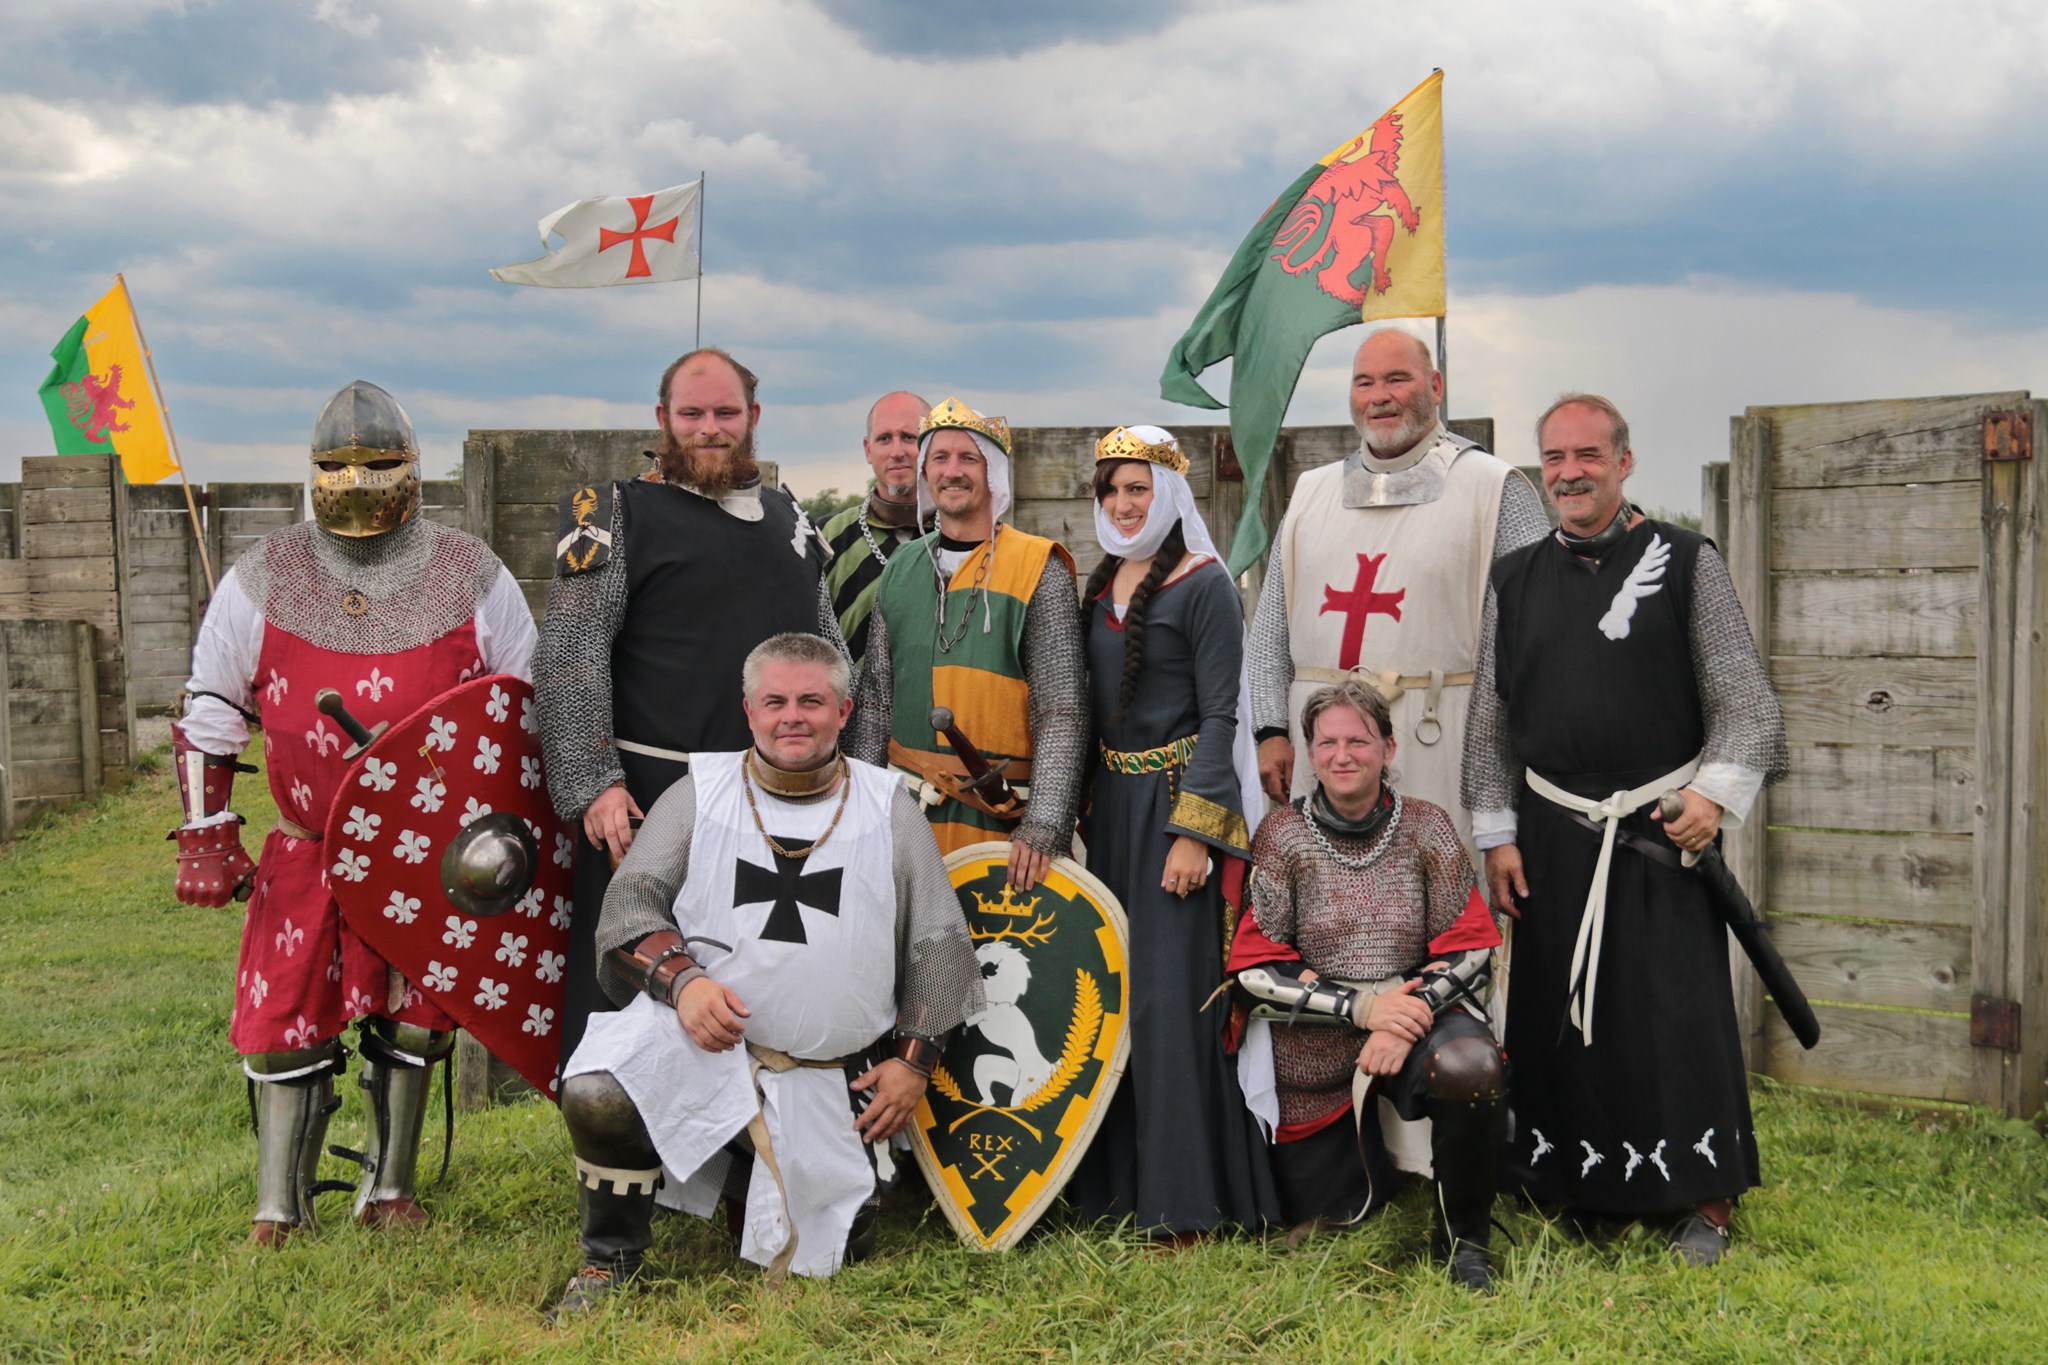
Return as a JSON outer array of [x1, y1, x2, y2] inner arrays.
[[1066, 560, 1280, 1234], [1491, 519, 1758, 1211], [559, 479, 827, 1067]]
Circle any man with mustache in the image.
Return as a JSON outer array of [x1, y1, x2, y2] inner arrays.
[[1246, 328, 1547, 860], [1461, 393, 1786, 1265], [534, 348, 847, 1065], [848, 398, 1087, 889], [819, 390, 929, 673]]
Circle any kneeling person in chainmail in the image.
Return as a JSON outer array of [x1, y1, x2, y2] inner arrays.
[[549, 632, 982, 1319], [1227, 680, 1507, 1293]]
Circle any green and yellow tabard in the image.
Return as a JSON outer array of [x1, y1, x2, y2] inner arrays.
[[877, 526, 1076, 853]]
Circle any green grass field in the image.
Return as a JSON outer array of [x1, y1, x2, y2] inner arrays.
[[3, 752, 2045, 1363]]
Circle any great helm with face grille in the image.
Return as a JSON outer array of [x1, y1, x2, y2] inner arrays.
[[309, 380, 421, 537]]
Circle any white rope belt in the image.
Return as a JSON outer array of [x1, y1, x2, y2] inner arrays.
[[1525, 758, 1698, 1046], [614, 737, 691, 763]]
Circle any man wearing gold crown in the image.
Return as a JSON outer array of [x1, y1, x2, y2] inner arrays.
[[173, 380, 535, 1245], [847, 398, 1087, 890], [1247, 329, 1548, 857]]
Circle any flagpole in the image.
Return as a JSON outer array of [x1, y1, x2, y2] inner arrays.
[[117, 273, 216, 594], [694, 173, 705, 349], [1436, 314, 1449, 420]]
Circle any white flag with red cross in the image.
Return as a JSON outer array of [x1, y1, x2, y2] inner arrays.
[[490, 179, 701, 288]]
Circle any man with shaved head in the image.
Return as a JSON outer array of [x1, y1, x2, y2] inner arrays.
[[819, 390, 929, 673], [1246, 328, 1548, 862], [534, 347, 849, 1065]]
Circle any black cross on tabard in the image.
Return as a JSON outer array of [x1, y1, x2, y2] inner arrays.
[[733, 846, 844, 944]]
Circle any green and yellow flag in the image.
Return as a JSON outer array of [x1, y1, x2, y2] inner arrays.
[[38, 279, 179, 484], [1160, 71, 1444, 573]]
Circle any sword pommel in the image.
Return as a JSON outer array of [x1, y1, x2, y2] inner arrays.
[[929, 706, 955, 733], [1657, 790, 1686, 822], [316, 687, 388, 761]]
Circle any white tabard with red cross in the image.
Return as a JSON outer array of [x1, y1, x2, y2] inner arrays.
[[1278, 440, 1511, 850]]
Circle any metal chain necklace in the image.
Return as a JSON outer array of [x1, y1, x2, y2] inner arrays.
[[742, 754, 852, 859], [856, 504, 893, 567], [932, 538, 994, 654], [1298, 788, 1404, 871]]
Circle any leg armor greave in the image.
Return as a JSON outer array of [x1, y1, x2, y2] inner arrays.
[[562, 1070, 662, 1277], [349, 1018, 455, 1221], [245, 1042, 344, 1230], [1421, 1029, 1508, 1290]]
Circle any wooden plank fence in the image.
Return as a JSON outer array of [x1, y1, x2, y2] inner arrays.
[[0, 482, 18, 558], [1723, 391, 2048, 1117], [0, 618, 101, 837]]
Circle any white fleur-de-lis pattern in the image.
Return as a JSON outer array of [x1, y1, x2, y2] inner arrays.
[[249, 673, 572, 1097]]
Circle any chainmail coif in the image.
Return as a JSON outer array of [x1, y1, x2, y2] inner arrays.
[[1248, 792, 1485, 1127], [234, 517, 502, 655], [593, 770, 986, 1039]]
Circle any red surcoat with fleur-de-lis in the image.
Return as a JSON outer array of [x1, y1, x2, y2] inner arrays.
[[228, 620, 483, 1054]]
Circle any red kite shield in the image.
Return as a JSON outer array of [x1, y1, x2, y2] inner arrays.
[[322, 675, 574, 1098]]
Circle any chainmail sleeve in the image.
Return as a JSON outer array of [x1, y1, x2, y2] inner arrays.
[[844, 607, 892, 767], [891, 784, 986, 1039], [814, 576, 853, 666], [1688, 542, 1789, 823], [1494, 472, 1551, 559], [1245, 810, 1302, 952], [533, 492, 630, 822], [1014, 560, 1088, 858], [592, 775, 698, 1006], [1247, 536, 1293, 736], [1414, 797, 1484, 944], [1460, 580, 1522, 845]]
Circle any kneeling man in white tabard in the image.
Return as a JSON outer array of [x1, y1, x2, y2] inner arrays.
[[550, 632, 983, 1319]]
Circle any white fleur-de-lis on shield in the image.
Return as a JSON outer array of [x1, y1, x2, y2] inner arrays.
[[332, 849, 370, 883], [443, 915, 477, 950], [458, 658, 483, 684], [383, 891, 420, 925], [275, 919, 304, 956], [290, 779, 313, 812], [496, 931, 529, 968], [356, 667, 394, 702], [474, 736, 502, 775], [536, 950, 564, 984], [411, 775, 446, 813], [523, 1004, 554, 1037], [264, 670, 289, 706], [514, 887, 545, 919], [474, 977, 509, 1011], [520, 696, 538, 735], [426, 715, 457, 752], [425, 960, 457, 992], [305, 719, 342, 757], [395, 829, 430, 865], [486, 684, 511, 723], [342, 805, 382, 842], [284, 1015, 316, 1049], [553, 833, 573, 869], [549, 895, 572, 931], [249, 972, 269, 1007], [460, 797, 492, 828], [519, 755, 541, 790], [359, 757, 397, 792]]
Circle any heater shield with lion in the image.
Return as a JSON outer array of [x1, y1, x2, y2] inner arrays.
[[908, 843, 1130, 1252]]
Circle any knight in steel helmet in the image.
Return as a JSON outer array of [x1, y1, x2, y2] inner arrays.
[[309, 380, 421, 537]]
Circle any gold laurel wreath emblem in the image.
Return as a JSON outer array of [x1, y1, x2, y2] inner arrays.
[[929, 968, 1103, 1118]]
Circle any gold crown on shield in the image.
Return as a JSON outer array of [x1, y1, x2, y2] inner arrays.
[[921, 397, 1012, 456], [1093, 425, 1188, 476], [972, 884, 1041, 918]]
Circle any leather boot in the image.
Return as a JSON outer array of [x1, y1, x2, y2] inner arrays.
[[1428, 1095, 1506, 1294]]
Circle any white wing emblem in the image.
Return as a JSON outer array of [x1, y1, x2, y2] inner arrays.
[[1598, 533, 1670, 641]]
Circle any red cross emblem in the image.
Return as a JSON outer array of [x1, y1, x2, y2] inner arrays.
[[1320, 552, 1405, 669], [598, 194, 681, 279]]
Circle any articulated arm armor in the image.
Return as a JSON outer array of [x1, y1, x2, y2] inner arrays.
[[1414, 948, 1493, 1018], [605, 929, 708, 1007], [169, 723, 258, 906], [1238, 948, 1494, 1029]]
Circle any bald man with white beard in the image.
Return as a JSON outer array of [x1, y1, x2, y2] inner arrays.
[[1246, 329, 1549, 859]]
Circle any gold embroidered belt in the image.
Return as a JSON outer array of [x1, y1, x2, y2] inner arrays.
[[1099, 734, 1198, 776]]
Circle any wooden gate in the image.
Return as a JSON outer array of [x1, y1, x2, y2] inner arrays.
[[1725, 392, 2048, 1115]]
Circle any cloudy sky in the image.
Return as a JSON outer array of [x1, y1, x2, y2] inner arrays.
[[4, 0, 2046, 514]]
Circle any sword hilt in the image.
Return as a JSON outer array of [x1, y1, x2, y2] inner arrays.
[[316, 688, 388, 762], [1656, 789, 1701, 867]]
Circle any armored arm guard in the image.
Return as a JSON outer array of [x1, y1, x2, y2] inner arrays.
[[1236, 960, 1386, 1029], [602, 930, 706, 1007], [1415, 948, 1493, 1018], [168, 722, 257, 906]]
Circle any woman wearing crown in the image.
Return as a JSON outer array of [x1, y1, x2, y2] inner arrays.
[[1064, 425, 1281, 1243]]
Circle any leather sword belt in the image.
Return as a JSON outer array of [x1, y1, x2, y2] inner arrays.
[[275, 815, 321, 841], [746, 1041, 858, 1073], [1293, 666, 1475, 745], [888, 740, 1031, 819], [1099, 734, 1197, 776]]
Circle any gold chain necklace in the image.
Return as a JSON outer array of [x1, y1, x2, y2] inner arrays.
[[742, 754, 852, 859]]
